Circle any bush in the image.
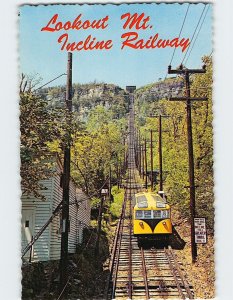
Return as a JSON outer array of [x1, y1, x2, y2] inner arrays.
[[109, 186, 124, 219]]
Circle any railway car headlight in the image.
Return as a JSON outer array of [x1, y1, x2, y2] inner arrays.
[[139, 222, 144, 228]]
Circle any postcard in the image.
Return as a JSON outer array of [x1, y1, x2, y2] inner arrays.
[[18, 2, 215, 299]]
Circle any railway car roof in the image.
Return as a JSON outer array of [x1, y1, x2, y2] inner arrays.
[[134, 192, 169, 209]]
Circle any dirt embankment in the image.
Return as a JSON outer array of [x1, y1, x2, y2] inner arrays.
[[172, 207, 215, 299]]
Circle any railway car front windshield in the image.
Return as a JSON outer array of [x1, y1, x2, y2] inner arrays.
[[135, 209, 170, 219], [137, 195, 148, 208]]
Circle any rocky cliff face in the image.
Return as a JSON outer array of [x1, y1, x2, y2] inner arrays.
[[40, 78, 184, 121], [77, 83, 122, 99], [40, 83, 129, 120], [136, 77, 184, 102]]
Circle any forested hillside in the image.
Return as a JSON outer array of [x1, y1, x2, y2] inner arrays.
[[20, 82, 129, 198]]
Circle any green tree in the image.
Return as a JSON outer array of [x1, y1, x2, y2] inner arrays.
[[71, 106, 127, 196], [20, 88, 65, 199]]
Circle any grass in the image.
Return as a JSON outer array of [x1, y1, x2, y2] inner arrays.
[[109, 186, 124, 219]]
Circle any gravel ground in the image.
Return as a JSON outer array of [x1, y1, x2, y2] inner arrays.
[[172, 207, 215, 299]]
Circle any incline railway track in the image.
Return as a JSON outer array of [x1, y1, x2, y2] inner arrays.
[[105, 94, 194, 300]]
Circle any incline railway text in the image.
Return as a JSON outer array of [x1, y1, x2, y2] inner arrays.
[[41, 12, 190, 52]]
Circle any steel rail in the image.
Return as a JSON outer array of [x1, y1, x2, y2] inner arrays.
[[105, 190, 127, 299], [164, 248, 186, 300], [140, 247, 150, 300], [167, 248, 194, 299], [150, 248, 167, 299], [127, 97, 135, 300], [111, 196, 127, 300], [127, 151, 133, 299]]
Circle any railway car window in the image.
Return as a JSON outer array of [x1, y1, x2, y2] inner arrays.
[[161, 210, 170, 218], [138, 202, 148, 208], [151, 195, 163, 202], [137, 195, 148, 208], [135, 210, 143, 219], [157, 202, 166, 208], [144, 210, 152, 218], [151, 195, 166, 208], [153, 210, 162, 219]]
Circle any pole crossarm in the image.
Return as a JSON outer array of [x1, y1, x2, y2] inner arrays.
[[149, 115, 170, 118], [144, 145, 155, 149], [184, 185, 200, 189], [168, 65, 206, 74], [169, 97, 208, 101]]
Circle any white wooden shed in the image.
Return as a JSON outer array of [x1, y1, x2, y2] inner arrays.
[[21, 157, 91, 262]]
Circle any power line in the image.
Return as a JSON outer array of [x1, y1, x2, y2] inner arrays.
[[184, 4, 210, 65], [169, 4, 190, 66], [34, 73, 67, 91], [181, 4, 207, 65], [164, 4, 190, 81]]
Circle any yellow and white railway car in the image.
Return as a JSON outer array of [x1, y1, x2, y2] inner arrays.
[[133, 192, 172, 241]]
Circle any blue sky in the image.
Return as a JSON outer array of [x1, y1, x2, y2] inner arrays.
[[19, 3, 212, 89]]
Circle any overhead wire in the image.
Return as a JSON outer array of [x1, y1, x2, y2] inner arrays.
[[181, 4, 207, 65], [169, 4, 190, 66], [33, 73, 67, 91], [164, 3, 190, 81], [184, 4, 210, 65]]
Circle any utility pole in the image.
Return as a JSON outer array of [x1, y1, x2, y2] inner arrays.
[[144, 139, 148, 189], [154, 115, 169, 192], [141, 144, 144, 179], [137, 131, 140, 170], [145, 129, 156, 190], [150, 130, 154, 191], [134, 131, 138, 168], [168, 64, 207, 263], [138, 130, 141, 175], [109, 166, 112, 201], [159, 116, 162, 192], [116, 158, 120, 189], [60, 52, 72, 293], [148, 115, 167, 191], [123, 137, 126, 174], [95, 194, 105, 255], [118, 158, 122, 188]]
